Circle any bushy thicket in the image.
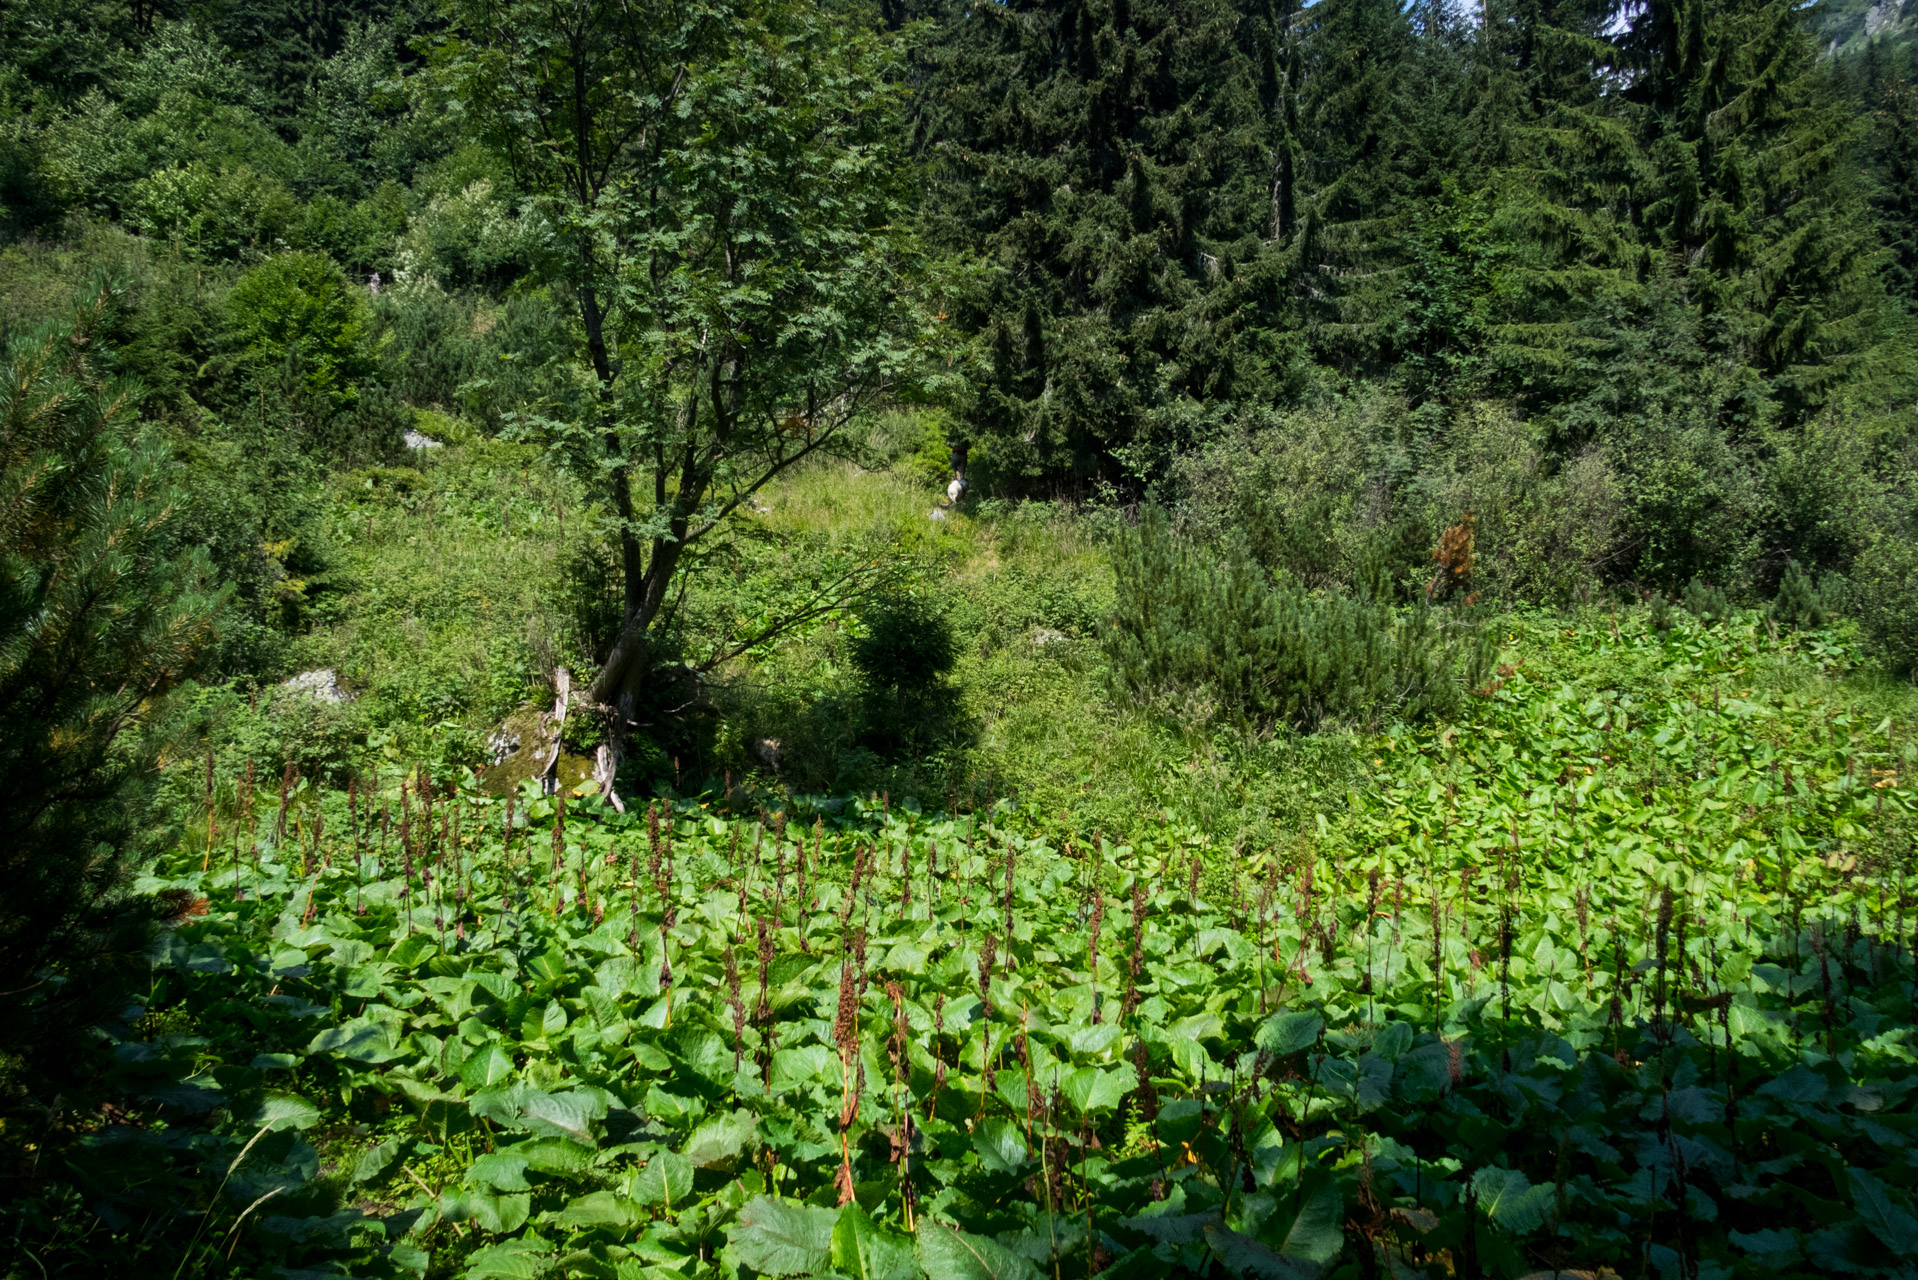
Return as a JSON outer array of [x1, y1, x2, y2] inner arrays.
[[1161, 388, 1918, 667], [1104, 509, 1489, 730]]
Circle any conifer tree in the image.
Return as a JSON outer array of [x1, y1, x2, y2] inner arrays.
[[1471, 0, 1642, 405], [1854, 40, 1918, 305], [914, 0, 1280, 485], [0, 287, 228, 1079], [1622, 0, 1899, 416]]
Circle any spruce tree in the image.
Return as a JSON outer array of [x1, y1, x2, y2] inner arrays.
[[1471, 0, 1642, 407], [1854, 39, 1918, 306], [1622, 0, 1900, 416], [1270, 0, 1435, 376], [914, 0, 1280, 485]]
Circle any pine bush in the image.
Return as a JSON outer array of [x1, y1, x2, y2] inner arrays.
[[850, 594, 963, 756], [0, 285, 228, 1082], [1771, 560, 1840, 632], [1851, 534, 1918, 677], [1682, 577, 1731, 626], [1104, 509, 1485, 730]]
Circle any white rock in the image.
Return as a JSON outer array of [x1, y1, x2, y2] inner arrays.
[[281, 669, 350, 702], [403, 428, 443, 450]]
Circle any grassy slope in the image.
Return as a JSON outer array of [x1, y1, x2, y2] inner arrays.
[[289, 441, 1366, 840], [250, 441, 1918, 848]]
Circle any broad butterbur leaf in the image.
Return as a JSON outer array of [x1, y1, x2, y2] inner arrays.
[[461, 1042, 516, 1091], [1061, 1066, 1128, 1115], [633, 1150, 693, 1207], [729, 1196, 838, 1276], [917, 1220, 1042, 1280], [463, 1238, 553, 1279], [555, 1190, 643, 1232], [1472, 1166, 1554, 1236], [831, 1203, 918, 1280], [1850, 1167, 1918, 1257], [682, 1109, 757, 1168], [972, 1116, 1028, 1172], [1255, 1012, 1322, 1057], [1260, 1170, 1344, 1264], [1203, 1224, 1321, 1280]]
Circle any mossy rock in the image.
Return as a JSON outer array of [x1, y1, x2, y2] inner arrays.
[[556, 752, 597, 796], [478, 705, 602, 797], [478, 705, 558, 795]]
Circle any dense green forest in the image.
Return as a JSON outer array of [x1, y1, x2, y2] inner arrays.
[[6, 0, 1918, 1276]]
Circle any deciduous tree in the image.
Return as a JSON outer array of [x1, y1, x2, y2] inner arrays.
[[442, 0, 949, 759]]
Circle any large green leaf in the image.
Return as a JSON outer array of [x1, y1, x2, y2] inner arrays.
[[632, 1150, 693, 1207], [1255, 1012, 1323, 1057], [770, 1045, 832, 1093], [1850, 1167, 1918, 1257], [461, 1043, 516, 1091], [728, 1196, 838, 1276], [442, 1187, 532, 1234], [972, 1116, 1028, 1172], [831, 1203, 919, 1280], [471, 1085, 602, 1141], [554, 1190, 643, 1232], [916, 1221, 1042, 1280], [1061, 1066, 1128, 1116], [1260, 1170, 1344, 1265], [388, 934, 438, 970], [245, 1092, 320, 1131], [352, 1138, 403, 1186], [517, 1138, 596, 1175], [1472, 1166, 1554, 1236], [308, 1016, 402, 1063], [461, 1239, 552, 1280], [1203, 1224, 1320, 1280], [467, 1152, 531, 1192], [683, 1109, 758, 1168]]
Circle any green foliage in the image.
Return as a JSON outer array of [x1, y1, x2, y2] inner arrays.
[[1623, 0, 1900, 416], [1851, 531, 1918, 677], [1772, 559, 1841, 632], [224, 251, 372, 415], [913, 0, 1298, 485], [1104, 509, 1484, 730], [850, 593, 958, 694], [16, 611, 1916, 1278], [0, 286, 227, 1082], [443, 0, 951, 732], [1681, 575, 1731, 626], [1171, 397, 1625, 605], [849, 591, 966, 758]]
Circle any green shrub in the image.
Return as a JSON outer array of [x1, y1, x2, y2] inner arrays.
[[1104, 509, 1486, 731], [1646, 589, 1673, 632], [0, 287, 228, 1080], [291, 184, 410, 274], [125, 161, 297, 259], [850, 593, 957, 692], [1852, 533, 1918, 677], [1771, 559, 1842, 632], [1167, 399, 1621, 605], [849, 592, 964, 757], [1682, 576, 1731, 626], [225, 251, 369, 407]]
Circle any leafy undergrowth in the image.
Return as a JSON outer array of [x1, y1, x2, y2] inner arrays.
[[14, 613, 1918, 1280]]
